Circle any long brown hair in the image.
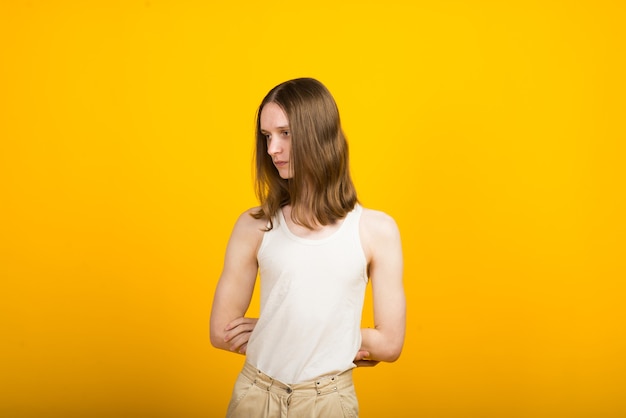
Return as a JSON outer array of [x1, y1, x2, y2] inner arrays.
[[252, 78, 358, 229]]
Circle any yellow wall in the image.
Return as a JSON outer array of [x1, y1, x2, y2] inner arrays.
[[1, 1, 625, 417]]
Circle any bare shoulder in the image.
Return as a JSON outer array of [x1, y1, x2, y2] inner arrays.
[[359, 208, 401, 262], [360, 207, 401, 239], [234, 207, 268, 230], [229, 207, 268, 248]]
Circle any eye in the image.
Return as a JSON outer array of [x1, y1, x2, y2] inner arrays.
[[281, 130, 290, 137]]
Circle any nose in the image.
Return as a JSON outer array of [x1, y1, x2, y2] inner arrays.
[[267, 137, 281, 156]]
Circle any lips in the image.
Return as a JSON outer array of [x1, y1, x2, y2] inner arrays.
[[274, 161, 288, 167]]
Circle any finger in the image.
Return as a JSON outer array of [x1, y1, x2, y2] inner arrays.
[[224, 322, 256, 342], [225, 317, 258, 331], [228, 331, 252, 352], [224, 317, 245, 331], [224, 322, 250, 341]]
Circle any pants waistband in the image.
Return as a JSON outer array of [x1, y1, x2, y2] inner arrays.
[[241, 362, 354, 397]]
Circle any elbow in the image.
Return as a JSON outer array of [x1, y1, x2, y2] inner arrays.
[[382, 344, 403, 362], [389, 347, 403, 362], [362, 327, 405, 362], [377, 336, 404, 362], [209, 326, 225, 350]]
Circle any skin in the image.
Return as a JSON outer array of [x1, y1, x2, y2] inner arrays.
[[209, 102, 406, 367], [260, 102, 292, 179]]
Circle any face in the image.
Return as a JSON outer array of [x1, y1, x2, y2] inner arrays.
[[260, 102, 293, 179]]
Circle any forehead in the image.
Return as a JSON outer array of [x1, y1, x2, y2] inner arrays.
[[260, 102, 289, 129]]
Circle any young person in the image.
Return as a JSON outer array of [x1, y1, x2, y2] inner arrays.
[[210, 78, 405, 417]]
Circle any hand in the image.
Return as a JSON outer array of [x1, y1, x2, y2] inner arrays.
[[224, 317, 258, 354], [353, 350, 380, 367]]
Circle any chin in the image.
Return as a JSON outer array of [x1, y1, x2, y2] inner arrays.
[[278, 170, 293, 179]]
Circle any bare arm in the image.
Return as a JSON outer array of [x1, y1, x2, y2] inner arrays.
[[358, 210, 406, 363], [209, 209, 266, 354]]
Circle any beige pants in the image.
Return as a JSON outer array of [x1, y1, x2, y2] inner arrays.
[[226, 362, 359, 418]]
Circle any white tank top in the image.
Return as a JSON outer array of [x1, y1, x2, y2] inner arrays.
[[246, 204, 368, 384]]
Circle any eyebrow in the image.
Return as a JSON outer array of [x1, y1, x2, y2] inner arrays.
[[260, 126, 290, 133]]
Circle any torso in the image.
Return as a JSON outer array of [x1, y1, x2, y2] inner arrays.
[[280, 205, 346, 240], [246, 203, 369, 383], [244, 204, 380, 266]]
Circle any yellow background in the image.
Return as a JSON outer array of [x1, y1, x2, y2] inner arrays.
[[1, 1, 625, 417]]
